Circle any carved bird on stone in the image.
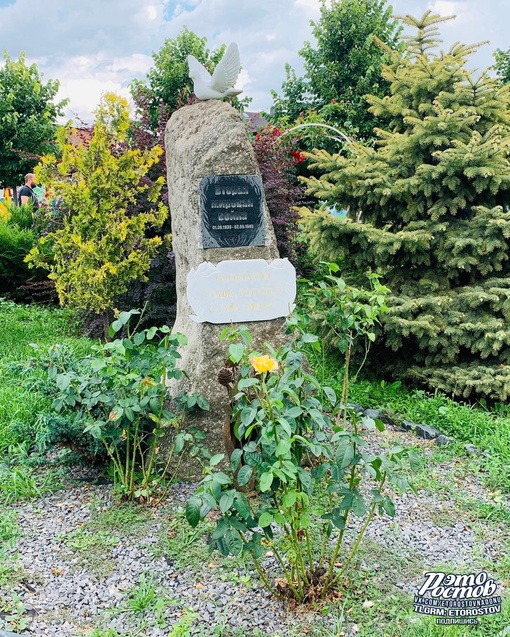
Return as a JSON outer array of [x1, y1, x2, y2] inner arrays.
[[188, 42, 243, 100]]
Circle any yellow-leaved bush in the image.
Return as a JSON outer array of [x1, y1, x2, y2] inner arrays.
[[26, 93, 166, 334]]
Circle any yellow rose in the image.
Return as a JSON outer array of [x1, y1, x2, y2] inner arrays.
[[250, 355, 279, 373]]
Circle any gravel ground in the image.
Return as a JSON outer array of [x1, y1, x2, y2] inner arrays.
[[1, 425, 508, 637]]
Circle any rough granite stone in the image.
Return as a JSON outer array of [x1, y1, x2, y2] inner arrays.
[[364, 408, 382, 419], [401, 419, 443, 439], [162, 100, 285, 476], [348, 403, 365, 414], [435, 434, 453, 446]]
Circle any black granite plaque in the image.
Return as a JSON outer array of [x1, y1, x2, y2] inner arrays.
[[200, 174, 265, 249]]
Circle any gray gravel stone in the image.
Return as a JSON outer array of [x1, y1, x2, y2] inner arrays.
[[3, 427, 505, 636]]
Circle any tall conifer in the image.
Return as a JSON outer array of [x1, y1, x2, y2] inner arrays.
[[301, 12, 510, 400]]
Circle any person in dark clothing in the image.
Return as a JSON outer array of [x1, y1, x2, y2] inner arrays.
[[18, 173, 39, 210]]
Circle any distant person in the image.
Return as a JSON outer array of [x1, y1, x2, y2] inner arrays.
[[18, 173, 39, 211]]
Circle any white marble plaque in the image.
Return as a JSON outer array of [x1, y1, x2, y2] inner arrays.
[[187, 259, 296, 323]]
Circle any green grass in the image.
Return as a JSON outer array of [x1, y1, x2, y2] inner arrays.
[[344, 375, 510, 493], [0, 298, 93, 452], [0, 508, 26, 595], [87, 501, 152, 535]]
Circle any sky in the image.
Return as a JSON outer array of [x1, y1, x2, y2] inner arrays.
[[0, 0, 508, 124]]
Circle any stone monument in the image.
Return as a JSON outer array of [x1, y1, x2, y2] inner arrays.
[[163, 46, 295, 472]]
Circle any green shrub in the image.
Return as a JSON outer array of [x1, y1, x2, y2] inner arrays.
[[1, 201, 35, 230], [39, 310, 209, 500], [0, 221, 35, 295], [186, 317, 419, 602]]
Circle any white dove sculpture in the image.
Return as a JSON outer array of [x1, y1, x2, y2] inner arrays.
[[188, 42, 243, 100]]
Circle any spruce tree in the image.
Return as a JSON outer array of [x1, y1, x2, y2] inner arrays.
[[301, 12, 510, 401]]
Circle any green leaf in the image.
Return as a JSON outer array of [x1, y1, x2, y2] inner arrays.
[[351, 493, 366, 516], [331, 514, 346, 530], [233, 492, 250, 519], [382, 496, 395, 517], [258, 511, 273, 527], [259, 471, 273, 492], [408, 449, 421, 473], [277, 417, 292, 436], [212, 472, 230, 485], [56, 374, 71, 391], [274, 512, 286, 525], [185, 497, 201, 528], [173, 433, 185, 454], [285, 351, 303, 371], [225, 528, 243, 556], [229, 516, 247, 532], [133, 332, 145, 345], [146, 326, 158, 340], [323, 386, 336, 406], [110, 319, 123, 334], [374, 418, 385, 432], [211, 517, 229, 540], [339, 492, 354, 511], [301, 333, 319, 343], [286, 406, 303, 418], [210, 453, 225, 467], [236, 465, 253, 487], [283, 491, 297, 508], [119, 310, 135, 325], [219, 493, 234, 514], [197, 395, 210, 411], [241, 406, 257, 427], [362, 416, 375, 430], [238, 378, 259, 390], [299, 511, 311, 529], [336, 436, 355, 469], [276, 438, 291, 456], [230, 449, 242, 472], [229, 343, 244, 364]]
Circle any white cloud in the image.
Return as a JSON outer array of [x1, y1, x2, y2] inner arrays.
[[106, 54, 153, 75], [57, 78, 132, 125], [428, 1, 460, 16], [0, 0, 508, 121], [146, 4, 159, 20]]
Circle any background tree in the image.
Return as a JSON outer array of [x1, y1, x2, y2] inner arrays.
[[300, 12, 510, 401], [131, 27, 249, 131], [270, 0, 401, 142], [494, 47, 510, 85], [26, 93, 166, 336], [0, 52, 67, 195]]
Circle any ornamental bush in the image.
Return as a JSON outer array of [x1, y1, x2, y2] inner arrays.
[[26, 93, 167, 337], [186, 291, 417, 602]]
